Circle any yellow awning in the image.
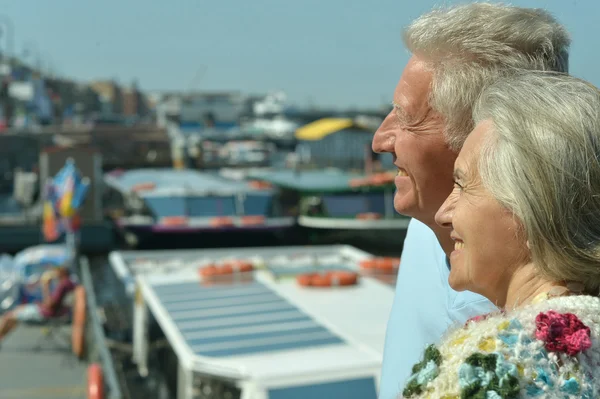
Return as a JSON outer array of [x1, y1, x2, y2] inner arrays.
[[295, 118, 355, 141]]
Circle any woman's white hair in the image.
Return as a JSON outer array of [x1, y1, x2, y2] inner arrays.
[[404, 2, 570, 152], [474, 72, 600, 293]]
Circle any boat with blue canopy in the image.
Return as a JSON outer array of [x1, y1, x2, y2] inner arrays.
[[104, 168, 295, 248]]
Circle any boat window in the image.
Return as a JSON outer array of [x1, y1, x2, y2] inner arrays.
[[279, 189, 301, 216], [321, 193, 386, 217], [103, 186, 127, 216], [144, 197, 187, 217], [243, 194, 273, 216], [187, 196, 237, 217], [267, 377, 377, 399], [145, 196, 237, 217]]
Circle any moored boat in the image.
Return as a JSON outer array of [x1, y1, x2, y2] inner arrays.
[[103, 168, 295, 249], [108, 245, 396, 398], [245, 168, 410, 249]]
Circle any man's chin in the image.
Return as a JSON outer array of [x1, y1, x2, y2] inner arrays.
[[448, 277, 467, 292], [393, 195, 418, 218], [393, 193, 446, 229]]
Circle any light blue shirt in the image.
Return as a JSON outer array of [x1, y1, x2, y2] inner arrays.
[[378, 219, 497, 399]]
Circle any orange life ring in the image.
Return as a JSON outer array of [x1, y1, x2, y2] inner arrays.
[[227, 260, 255, 273], [296, 271, 359, 288], [241, 215, 265, 225], [349, 177, 368, 187], [199, 261, 254, 278], [210, 217, 234, 227], [359, 257, 400, 273], [359, 259, 376, 270], [199, 264, 220, 278], [374, 257, 400, 273], [131, 182, 156, 192], [161, 216, 188, 226], [370, 172, 395, 185], [249, 180, 272, 190], [366, 175, 379, 185], [350, 172, 396, 188], [71, 286, 87, 358], [87, 363, 104, 399], [356, 212, 382, 220]]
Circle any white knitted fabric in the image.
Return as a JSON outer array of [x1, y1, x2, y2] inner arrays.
[[401, 295, 600, 398]]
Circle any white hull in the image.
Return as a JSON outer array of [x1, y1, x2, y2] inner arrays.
[[298, 216, 410, 230]]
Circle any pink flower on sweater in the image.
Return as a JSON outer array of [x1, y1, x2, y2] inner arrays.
[[535, 311, 592, 356], [465, 310, 505, 326], [466, 314, 490, 324]]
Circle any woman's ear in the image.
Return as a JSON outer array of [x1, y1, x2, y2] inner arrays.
[[526, 240, 531, 250]]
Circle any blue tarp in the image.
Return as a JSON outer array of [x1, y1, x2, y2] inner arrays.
[[13, 244, 74, 305]]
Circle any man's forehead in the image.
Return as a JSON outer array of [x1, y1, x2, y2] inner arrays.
[[393, 56, 433, 121]]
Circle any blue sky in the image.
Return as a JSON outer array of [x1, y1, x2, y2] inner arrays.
[[2, 0, 597, 108]]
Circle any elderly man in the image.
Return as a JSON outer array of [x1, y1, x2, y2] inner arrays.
[[371, 3, 570, 398]]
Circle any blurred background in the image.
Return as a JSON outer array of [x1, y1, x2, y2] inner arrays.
[[0, 1, 595, 398]]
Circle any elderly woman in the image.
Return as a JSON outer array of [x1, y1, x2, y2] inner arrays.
[[401, 72, 600, 398]]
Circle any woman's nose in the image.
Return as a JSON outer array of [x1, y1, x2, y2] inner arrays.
[[435, 193, 456, 229]]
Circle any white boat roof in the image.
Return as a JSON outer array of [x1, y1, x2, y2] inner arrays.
[[219, 167, 273, 181], [138, 269, 393, 382], [249, 168, 361, 192], [117, 246, 395, 383], [109, 245, 388, 294], [105, 168, 269, 197]]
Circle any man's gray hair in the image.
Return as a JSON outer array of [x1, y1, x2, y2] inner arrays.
[[474, 72, 600, 293], [404, 2, 570, 152]]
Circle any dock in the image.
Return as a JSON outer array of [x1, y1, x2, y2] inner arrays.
[[0, 256, 123, 399], [0, 324, 87, 399]]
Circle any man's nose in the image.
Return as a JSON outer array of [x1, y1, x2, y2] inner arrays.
[[372, 111, 396, 153]]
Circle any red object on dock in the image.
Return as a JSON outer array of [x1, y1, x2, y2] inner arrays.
[[87, 363, 104, 399]]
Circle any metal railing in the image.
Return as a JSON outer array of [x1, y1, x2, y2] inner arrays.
[[79, 256, 123, 399]]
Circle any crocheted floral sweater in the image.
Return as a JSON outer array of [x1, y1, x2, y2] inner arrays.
[[401, 295, 600, 399]]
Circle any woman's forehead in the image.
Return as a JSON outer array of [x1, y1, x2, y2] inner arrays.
[[455, 120, 493, 173]]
